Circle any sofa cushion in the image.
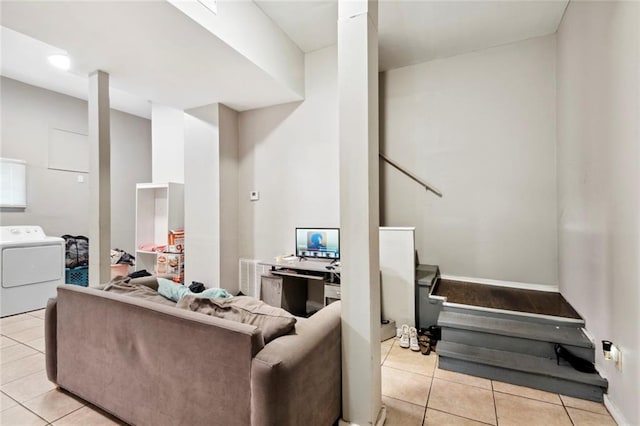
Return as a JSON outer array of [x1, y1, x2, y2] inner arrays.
[[177, 296, 297, 343]]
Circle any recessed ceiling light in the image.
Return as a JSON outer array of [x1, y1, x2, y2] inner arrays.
[[48, 54, 70, 70]]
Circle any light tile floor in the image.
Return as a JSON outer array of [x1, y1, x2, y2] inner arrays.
[[381, 338, 617, 425], [1, 310, 617, 425]]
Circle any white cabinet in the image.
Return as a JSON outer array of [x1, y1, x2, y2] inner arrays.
[[135, 183, 184, 274]]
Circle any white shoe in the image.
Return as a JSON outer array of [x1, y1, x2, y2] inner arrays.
[[409, 327, 420, 351], [399, 324, 410, 348]]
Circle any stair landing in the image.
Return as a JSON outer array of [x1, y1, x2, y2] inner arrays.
[[433, 279, 581, 319]]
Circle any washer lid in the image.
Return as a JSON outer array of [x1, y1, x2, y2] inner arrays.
[[0, 226, 56, 243]]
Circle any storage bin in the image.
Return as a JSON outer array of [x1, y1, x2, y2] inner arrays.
[[110, 263, 129, 279], [65, 267, 88, 286], [415, 264, 442, 329]]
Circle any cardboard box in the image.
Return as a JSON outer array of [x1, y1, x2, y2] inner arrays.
[[168, 230, 184, 253], [156, 252, 184, 282]]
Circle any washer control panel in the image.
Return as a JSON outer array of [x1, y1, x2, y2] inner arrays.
[[0, 226, 47, 242]]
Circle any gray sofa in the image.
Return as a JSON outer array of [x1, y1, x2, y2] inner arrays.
[[45, 283, 342, 426]]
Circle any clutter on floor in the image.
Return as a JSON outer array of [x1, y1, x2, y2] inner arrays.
[[62, 234, 89, 286], [396, 323, 438, 356], [110, 248, 135, 278]]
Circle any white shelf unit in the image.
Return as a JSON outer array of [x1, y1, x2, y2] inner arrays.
[[135, 182, 184, 274]]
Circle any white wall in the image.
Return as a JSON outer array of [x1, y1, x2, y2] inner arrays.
[[152, 103, 184, 184], [380, 35, 558, 286], [238, 45, 339, 260], [557, 2, 639, 424], [0, 77, 152, 254], [109, 108, 152, 254]]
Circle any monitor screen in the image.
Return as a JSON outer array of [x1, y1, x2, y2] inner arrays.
[[295, 228, 340, 260]]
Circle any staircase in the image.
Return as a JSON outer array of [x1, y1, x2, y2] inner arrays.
[[432, 282, 608, 402]]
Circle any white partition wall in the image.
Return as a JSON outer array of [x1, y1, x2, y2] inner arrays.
[[379, 227, 415, 328]]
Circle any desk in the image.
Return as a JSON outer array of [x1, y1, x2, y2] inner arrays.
[[258, 259, 341, 315]]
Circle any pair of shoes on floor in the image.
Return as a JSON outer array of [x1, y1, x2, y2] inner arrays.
[[399, 324, 421, 352], [417, 335, 431, 355]]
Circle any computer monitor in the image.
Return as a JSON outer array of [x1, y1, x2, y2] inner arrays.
[[295, 228, 340, 260]]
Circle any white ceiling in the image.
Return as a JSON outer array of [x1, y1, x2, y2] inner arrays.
[[256, 0, 568, 71], [1, 0, 568, 119], [1, 27, 152, 119], [0, 1, 302, 118]]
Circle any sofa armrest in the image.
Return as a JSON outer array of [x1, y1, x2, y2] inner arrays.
[[44, 297, 57, 384], [251, 301, 341, 426]]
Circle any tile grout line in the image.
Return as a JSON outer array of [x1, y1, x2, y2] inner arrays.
[[1, 363, 48, 387], [431, 375, 492, 391], [424, 356, 496, 426], [562, 398, 577, 426], [5, 383, 86, 425], [382, 363, 434, 378], [3, 322, 99, 425], [428, 407, 496, 425], [492, 389, 564, 406], [5, 394, 51, 425], [45, 402, 86, 424], [491, 380, 499, 426], [421, 366, 434, 424]]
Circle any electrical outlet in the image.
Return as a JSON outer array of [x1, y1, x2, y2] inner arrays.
[[614, 345, 622, 370], [250, 191, 260, 201]]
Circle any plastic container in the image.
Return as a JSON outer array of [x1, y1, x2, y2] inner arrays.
[[415, 264, 442, 329], [65, 267, 88, 286], [110, 264, 129, 279]]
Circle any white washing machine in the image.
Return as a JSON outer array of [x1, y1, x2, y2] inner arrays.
[[0, 226, 65, 317]]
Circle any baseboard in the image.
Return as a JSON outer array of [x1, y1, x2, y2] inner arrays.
[[441, 274, 559, 293], [603, 395, 629, 426], [340, 405, 387, 426]]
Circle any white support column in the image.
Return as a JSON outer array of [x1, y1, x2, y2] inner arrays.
[[338, 0, 383, 425], [183, 104, 239, 291], [88, 70, 111, 285]]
